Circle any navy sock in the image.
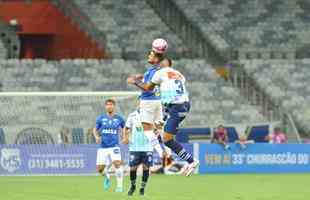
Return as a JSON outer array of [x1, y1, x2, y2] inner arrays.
[[130, 169, 137, 186], [165, 140, 194, 163], [141, 170, 149, 188]]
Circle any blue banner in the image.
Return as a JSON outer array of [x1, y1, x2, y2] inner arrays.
[[199, 143, 310, 173], [0, 144, 193, 175], [0, 145, 98, 175]]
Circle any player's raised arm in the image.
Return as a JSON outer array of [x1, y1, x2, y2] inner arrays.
[[127, 76, 156, 91]]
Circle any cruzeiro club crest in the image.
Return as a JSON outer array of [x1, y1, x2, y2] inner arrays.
[[0, 148, 21, 173]]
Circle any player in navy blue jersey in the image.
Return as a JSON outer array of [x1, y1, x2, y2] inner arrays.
[[93, 99, 125, 192]]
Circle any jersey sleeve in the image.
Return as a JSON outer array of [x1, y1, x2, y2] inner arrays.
[[151, 70, 162, 85], [95, 116, 102, 130]]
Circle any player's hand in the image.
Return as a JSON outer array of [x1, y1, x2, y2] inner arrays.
[[122, 138, 129, 144], [133, 74, 143, 80], [127, 76, 136, 85], [95, 136, 101, 144], [127, 74, 143, 85]]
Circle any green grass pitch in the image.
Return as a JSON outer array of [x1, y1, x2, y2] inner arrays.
[[1, 174, 310, 200]]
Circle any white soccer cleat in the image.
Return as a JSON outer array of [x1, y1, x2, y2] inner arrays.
[[184, 159, 199, 177]]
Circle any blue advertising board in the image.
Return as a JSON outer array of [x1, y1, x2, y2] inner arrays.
[[0, 145, 97, 175], [199, 143, 310, 173], [0, 144, 193, 175]]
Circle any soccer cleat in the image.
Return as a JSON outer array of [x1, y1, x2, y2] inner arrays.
[[185, 159, 200, 177], [128, 185, 136, 196], [139, 188, 145, 196], [103, 177, 111, 191], [115, 186, 123, 193]]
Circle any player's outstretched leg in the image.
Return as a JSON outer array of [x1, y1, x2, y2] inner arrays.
[[163, 104, 199, 176], [128, 166, 137, 196], [164, 134, 199, 176]]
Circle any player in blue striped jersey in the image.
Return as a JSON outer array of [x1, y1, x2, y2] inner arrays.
[[123, 104, 154, 196]]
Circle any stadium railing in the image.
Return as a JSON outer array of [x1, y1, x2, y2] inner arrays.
[[0, 19, 20, 58], [231, 65, 301, 143]]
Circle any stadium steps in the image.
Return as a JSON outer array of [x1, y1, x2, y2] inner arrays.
[[239, 59, 309, 139], [154, 0, 310, 60], [0, 59, 269, 143], [69, 0, 189, 59], [50, 0, 107, 57], [147, 0, 227, 63]]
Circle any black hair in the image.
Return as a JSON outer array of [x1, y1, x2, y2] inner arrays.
[[105, 98, 116, 105]]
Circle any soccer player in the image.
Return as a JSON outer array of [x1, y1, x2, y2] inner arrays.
[[93, 99, 125, 192], [122, 103, 153, 196], [127, 57, 199, 176], [127, 41, 167, 159]]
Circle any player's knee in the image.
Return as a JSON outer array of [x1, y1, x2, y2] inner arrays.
[[97, 165, 104, 173], [142, 165, 149, 171], [113, 160, 122, 168]]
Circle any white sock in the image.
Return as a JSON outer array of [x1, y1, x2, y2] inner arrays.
[[115, 166, 124, 188], [145, 130, 164, 158]]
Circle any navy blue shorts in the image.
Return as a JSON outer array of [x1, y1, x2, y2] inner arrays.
[[129, 151, 153, 167], [164, 102, 190, 135]]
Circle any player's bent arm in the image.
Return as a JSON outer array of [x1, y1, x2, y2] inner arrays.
[[127, 77, 156, 91], [93, 128, 101, 144]]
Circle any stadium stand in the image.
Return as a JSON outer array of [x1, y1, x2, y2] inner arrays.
[[171, 0, 310, 59], [71, 0, 189, 59], [0, 58, 268, 143], [0, 0, 305, 144], [240, 59, 310, 135]]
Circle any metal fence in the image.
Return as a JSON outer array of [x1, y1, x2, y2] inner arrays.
[[231, 65, 301, 143], [0, 20, 20, 58]]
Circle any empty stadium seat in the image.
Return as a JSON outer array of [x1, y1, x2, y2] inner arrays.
[[72, 0, 189, 59]]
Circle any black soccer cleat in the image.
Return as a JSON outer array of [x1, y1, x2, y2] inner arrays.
[[128, 185, 136, 196], [139, 188, 145, 196]]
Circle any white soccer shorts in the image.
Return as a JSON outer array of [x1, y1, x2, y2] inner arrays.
[[139, 100, 163, 124], [96, 147, 122, 166]]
